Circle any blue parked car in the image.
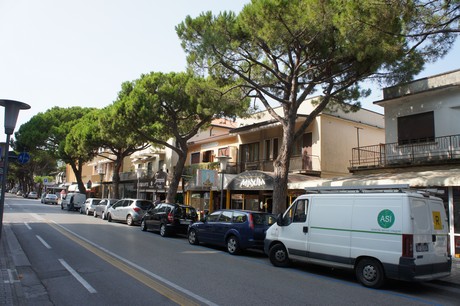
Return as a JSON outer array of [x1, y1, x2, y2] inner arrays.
[[187, 210, 276, 255]]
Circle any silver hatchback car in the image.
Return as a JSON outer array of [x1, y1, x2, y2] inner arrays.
[[106, 199, 153, 226], [94, 198, 119, 220]]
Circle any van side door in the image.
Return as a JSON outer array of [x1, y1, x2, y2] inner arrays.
[[278, 199, 309, 259]]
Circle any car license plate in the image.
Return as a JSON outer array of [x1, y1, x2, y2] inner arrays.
[[180, 220, 191, 225], [416, 243, 429, 252]]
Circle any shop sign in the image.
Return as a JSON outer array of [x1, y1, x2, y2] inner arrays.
[[227, 171, 274, 191]]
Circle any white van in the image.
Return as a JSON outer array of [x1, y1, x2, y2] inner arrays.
[[264, 185, 452, 288], [60, 193, 87, 212]]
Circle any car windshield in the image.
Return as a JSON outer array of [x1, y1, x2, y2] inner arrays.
[[252, 213, 277, 226], [136, 200, 152, 210]]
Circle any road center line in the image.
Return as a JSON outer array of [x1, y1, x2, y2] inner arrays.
[[36, 235, 52, 249], [59, 259, 97, 294], [50, 221, 217, 306]]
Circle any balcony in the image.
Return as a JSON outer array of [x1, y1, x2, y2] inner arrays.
[[349, 134, 460, 170], [239, 155, 321, 174]]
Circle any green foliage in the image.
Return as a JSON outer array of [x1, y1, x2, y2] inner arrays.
[[122, 71, 249, 148], [14, 106, 95, 193]]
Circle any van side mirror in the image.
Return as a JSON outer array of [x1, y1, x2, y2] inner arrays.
[[276, 213, 285, 226]]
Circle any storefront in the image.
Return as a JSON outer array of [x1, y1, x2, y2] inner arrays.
[[223, 170, 317, 212], [185, 170, 318, 216]]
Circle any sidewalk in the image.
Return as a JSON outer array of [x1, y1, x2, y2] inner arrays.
[[1, 223, 459, 305], [1, 224, 52, 306]]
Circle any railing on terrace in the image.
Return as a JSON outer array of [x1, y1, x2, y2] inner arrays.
[[239, 155, 321, 173], [350, 134, 460, 169]]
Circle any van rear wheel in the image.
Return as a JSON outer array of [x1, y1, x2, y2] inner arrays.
[[355, 258, 385, 289], [269, 243, 290, 267]]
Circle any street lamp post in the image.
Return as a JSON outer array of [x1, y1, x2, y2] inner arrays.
[[216, 156, 231, 210], [97, 166, 105, 198], [136, 168, 143, 199], [0, 100, 31, 242]]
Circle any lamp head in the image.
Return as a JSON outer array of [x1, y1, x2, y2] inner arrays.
[[0, 100, 31, 134], [216, 155, 231, 172]]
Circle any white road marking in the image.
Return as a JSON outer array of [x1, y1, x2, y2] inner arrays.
[[36, 235, 52, 249], [59, 259, 97, 294], [24, 222, 32, 230], [52, 221, 217, 305]]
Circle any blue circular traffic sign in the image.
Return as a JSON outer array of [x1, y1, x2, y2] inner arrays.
[[18, 152, 30, 164]]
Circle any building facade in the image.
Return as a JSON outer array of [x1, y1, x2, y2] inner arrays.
[[184, 98, 384, 215], [323, 69, 460, 258]]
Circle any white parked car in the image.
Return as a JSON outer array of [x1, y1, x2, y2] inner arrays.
[[43, 194, 58, 205], [94, 198, 119, 220], [106, 199, 153, 226], [82, 198, 102, 215], [27, 191, 38, 199]]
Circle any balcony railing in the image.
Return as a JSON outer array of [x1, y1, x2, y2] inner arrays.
[[239, 155, 321, 173], [350, 134, 460, 169]]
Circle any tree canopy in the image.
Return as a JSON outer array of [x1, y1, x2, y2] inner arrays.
[[15, 106, 95, 194], [120, 71, 250, 203]]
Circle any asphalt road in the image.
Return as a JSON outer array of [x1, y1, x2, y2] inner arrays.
[[4, 196, 460, 306]]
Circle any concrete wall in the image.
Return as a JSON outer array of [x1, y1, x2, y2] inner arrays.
[[382, 88, 460, 143]]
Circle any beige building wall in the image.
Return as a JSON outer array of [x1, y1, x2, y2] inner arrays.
[[319, 114, 385, 177]]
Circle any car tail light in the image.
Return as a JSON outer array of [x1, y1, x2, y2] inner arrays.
[[133, 207, 141, 213], [248, 213, 254, 230], [168, 212, 174, 223], [402, 234, 413, 257]]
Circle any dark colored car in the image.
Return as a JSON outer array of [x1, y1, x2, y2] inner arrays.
[[187, 210, 276, 255], [141, 203, 198, 237]]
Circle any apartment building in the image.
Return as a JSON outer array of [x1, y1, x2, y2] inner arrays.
[[184, 97, 384, 214]]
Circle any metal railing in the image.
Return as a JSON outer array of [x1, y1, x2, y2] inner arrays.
[[239, 155, 321, 173], [350, 134, 460, 169]]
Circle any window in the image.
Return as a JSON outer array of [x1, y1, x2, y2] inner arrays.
[[219, 211, 233, 222], [207, 211, 221, 222], [273, 138, 279, 159], [241, 142, 259, 162], [202, 150, 213, 162], [264, 139, 271, 160], [233, 212, 247, 223], [218, 147, 229, 156], [283, 199, 308, 225], [397, 112, 435, 145], [191, 152, 200, 164], [293, 133, 312, 156]]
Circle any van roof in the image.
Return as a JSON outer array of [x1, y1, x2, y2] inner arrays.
[[304, 184, 444, 197]]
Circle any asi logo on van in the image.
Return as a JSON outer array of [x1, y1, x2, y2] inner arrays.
[[378, 209, 395, 228]]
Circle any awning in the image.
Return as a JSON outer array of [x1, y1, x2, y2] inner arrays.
[[289, 168, 460, 189]]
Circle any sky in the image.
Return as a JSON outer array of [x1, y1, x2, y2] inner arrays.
[[0, 0, 459, 136]]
